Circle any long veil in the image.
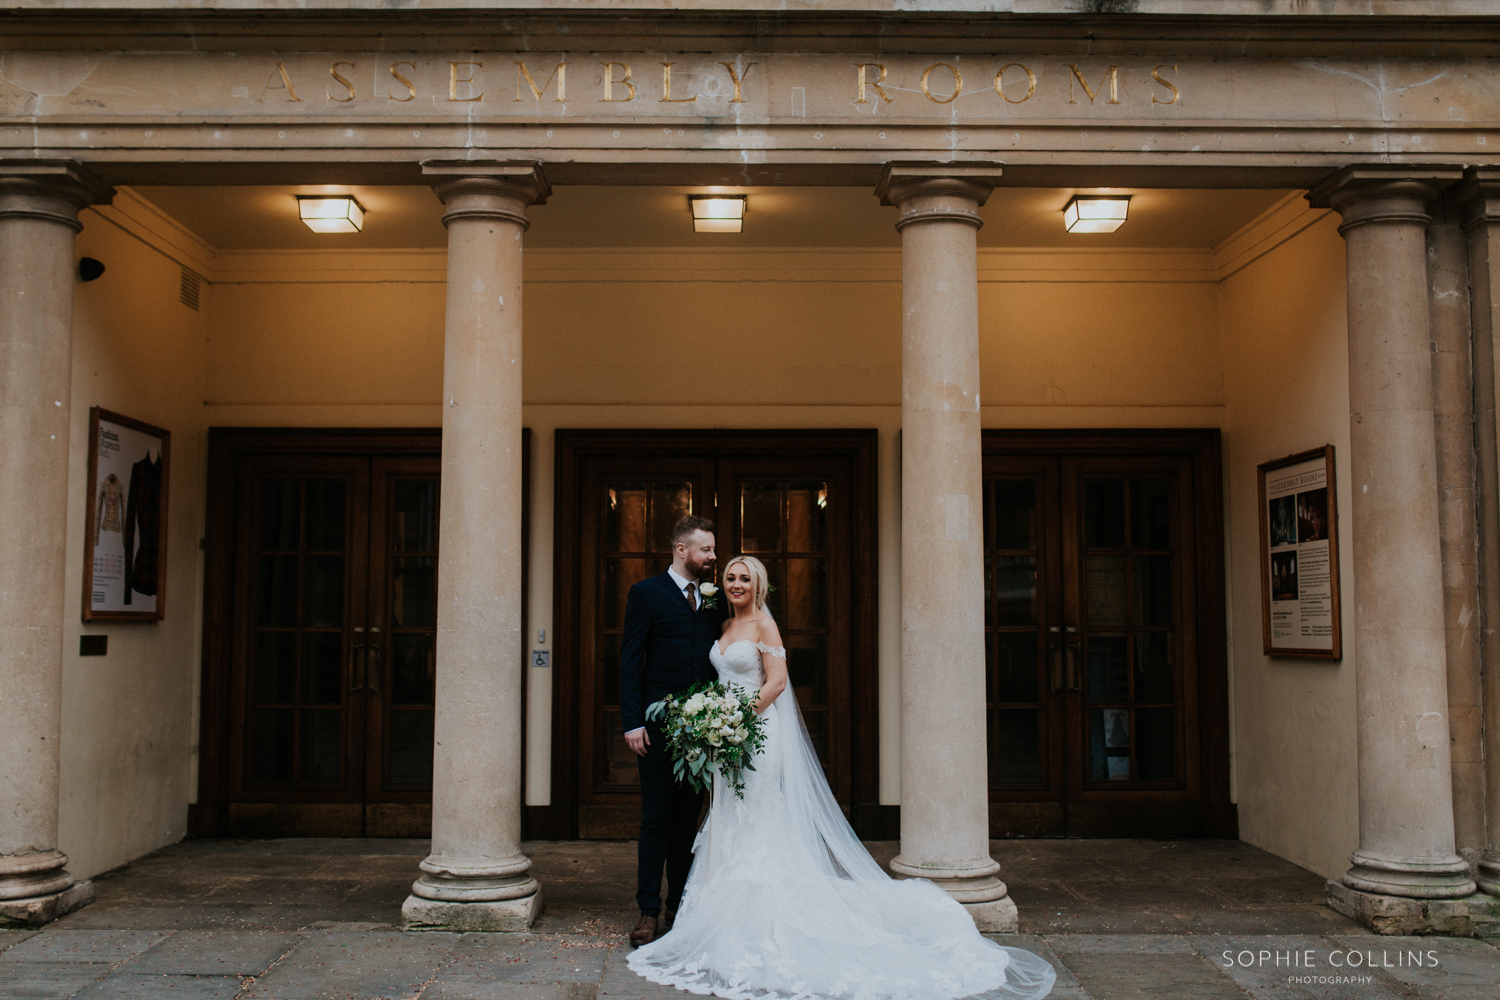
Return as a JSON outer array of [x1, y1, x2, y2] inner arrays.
[[630, 619, 1057, 1000]]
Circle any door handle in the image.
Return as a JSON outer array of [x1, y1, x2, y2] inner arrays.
[[349, 643, 367, 692], [1048, 626, 1064, 692], [366, 643, 382, 694], [1064, 626, 1081, 692]]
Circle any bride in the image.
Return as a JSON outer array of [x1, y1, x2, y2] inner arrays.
[[628, 555, 1056, 1000]]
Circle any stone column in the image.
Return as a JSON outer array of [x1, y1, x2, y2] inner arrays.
[[875, 162, 1014, 931], [1460, 169, 1500, 898], [1309, 167, 1477, 926], [0, 161, 112, 928], [402, 161, 548, 931], [1425, 199, 1486, 876]]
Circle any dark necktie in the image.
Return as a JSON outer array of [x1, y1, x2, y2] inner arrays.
[[685, 582, 697, 612]]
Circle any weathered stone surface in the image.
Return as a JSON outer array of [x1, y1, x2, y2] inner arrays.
[[1328, 880, 1500, 936], [403, 893, 545, 933], [0, 882, 94, 929]]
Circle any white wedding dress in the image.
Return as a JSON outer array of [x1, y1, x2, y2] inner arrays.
[[628, 638, 1056, 1000]]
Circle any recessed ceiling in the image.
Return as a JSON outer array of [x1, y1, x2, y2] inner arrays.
[[130, 184, 1291, 252]]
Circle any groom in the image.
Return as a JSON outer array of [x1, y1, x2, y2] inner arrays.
[[619, 514, 727, 946]]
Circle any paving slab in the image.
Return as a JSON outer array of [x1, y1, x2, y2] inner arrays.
[[241, 928, 459, 1000], [0, 930, 171, 964], [73, 973, 244, 998], [424, 984, 600, 1000], [438, 934, 609, 985], [129, 929, 304, 975], [596, 946, 694, 1000], [1330, 935, 1500, 987], [0, 929, 40, 954], [0, 960, 110, 998], [1187, 934, 1346, 1000], [1061, 951, 1248, 1000], [988, 934, 1081, 990], [1045, 934, 1197, 954]]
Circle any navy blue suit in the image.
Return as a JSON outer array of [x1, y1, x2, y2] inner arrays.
[[620, 571, 726, 916]]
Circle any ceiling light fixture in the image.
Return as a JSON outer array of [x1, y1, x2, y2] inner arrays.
[[1063, 195, 1130, 234], [297, 195, 365, 234], [689, 195, 747, 234]]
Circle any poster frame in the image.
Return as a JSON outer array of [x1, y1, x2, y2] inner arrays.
[[1257, 444, 1341, 659], [82, 407, 171, 622]]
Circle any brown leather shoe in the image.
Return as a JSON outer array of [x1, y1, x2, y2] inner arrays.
[[629, 914, 659, 947]]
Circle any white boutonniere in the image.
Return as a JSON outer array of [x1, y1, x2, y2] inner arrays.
[[699, 583, 719, 610]]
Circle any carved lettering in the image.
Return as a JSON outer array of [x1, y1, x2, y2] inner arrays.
[[328, 61, 357, 103], [449, 61, 484, 102], [1068, 64, 1121, 105], [599, 62, 635, 102], [516, 61, 567, 102], [920, 62, 962, 104], [994, 63, 1036, 104], [659, 63, 697, 103], [261, 61, 304, 103], [719, 61, 756, 104], [1152, 63, 1181, 105], [855, 63, 894, 105], [388, 62, 417, 102]]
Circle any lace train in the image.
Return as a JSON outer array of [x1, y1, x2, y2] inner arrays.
[[627, 639, 1055, 1000]]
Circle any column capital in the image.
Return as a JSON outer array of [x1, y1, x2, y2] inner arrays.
[[0, 159, 114, 232], [875, 162, 1002, 231], [1453, 167, 1500, 231], [422, 160, 550, 230], [1307, 165, 1463, 234]]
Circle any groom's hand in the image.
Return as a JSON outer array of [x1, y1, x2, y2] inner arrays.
[[625, 727, 650, 756]]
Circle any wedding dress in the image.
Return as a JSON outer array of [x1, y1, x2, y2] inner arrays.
[[628, 638, 1056, 1000]]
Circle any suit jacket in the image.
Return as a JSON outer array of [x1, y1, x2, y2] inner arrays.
[[619, 571, 727, 734]]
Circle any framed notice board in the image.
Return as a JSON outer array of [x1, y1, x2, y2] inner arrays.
[[1258, 445, 1341, 659], [82, 408, 170, 621]]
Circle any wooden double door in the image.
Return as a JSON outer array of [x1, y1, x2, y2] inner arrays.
[[982, 431, 1233, 838], [196, 431, 445, 837], [551, 431, 880, 840]]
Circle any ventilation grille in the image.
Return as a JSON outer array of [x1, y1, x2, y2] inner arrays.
[[179, 267, 201, 311]]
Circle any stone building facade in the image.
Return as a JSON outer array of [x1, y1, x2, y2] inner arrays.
[[2, 0, 1499, 936]]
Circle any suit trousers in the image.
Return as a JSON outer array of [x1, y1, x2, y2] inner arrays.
[[636, 724, 703, 916]]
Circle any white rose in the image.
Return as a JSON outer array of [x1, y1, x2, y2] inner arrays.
[[706, 731, 722, 746], [700, 583, 718, 597]]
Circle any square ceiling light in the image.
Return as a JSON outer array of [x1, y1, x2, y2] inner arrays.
[[689, 195, 747, 234], [297, 195, 365, 234], [1063, 195, 1130, 234]]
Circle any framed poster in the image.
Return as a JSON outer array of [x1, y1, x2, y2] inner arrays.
[[82, 408, 170, 621], [1258, 445, 1341, 659]]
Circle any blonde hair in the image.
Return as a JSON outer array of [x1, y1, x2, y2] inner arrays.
[[722, 555, 770, 616]]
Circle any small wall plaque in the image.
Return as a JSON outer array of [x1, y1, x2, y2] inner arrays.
[[80, 635, 108, 656]]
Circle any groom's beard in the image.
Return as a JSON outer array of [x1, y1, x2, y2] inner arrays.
[[685, 556, 715, 581]]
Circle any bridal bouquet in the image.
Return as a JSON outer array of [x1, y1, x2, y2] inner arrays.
[[644, 681, 767, 798]]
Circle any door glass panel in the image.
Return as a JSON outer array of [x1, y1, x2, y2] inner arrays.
[[252, 708, 295, 782], [302, 632, 343, 704], [784, 558, 827, 629], [785, 484, 828, 552], [257, 555, 299, 626], [395, 481, 438, 552], [786, 634, 828, 707], [392, 556, 436, 628], [1087, 634, 1129, 703], [254, 632, 298, 703], [1089, 707, 1132, 781], [299, 708, 342, 782], [991, 709, 1040, 784], [989, 631, 1039, 703], [391, 633, 435, 705], [988, 555, 1037, 626], [260, 479, 300, 550], [988, 479, 1035, 551], [305, 480, 347, 551], [1131, 479, 1171, 550], [1084, 480, 1126, 548], [305, 555, 344, 627], [1084, 555, 1128, 626], [651, 484, 693, 551], [740, 482, 782, 552], [382, 475, 439, 791], [1133, 555, 1172, 626], [1134, 632, 1173, 704]]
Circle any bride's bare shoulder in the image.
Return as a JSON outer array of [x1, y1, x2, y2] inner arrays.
[[754, 616, 786, 658]]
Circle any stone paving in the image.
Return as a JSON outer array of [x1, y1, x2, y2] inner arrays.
[[0, 839, 1494, 999]]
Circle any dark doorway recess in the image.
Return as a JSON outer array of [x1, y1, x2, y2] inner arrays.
[[192, 428, 529, 839], [541, 430, 881, 841], [981, 429, 1235, 839]]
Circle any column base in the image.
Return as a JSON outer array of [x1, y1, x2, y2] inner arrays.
[[1327, 880, 1500, 937], [0, 880, 92, 928], [401, 887, 542, 932], [1477, 853, 1500, 896], [964, 895, 1019, 933]]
